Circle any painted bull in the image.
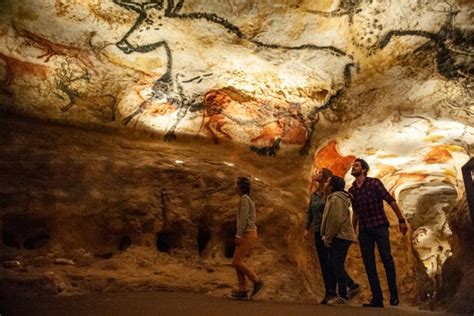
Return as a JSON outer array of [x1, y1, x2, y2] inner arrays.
[[113, 0, 355, 153]]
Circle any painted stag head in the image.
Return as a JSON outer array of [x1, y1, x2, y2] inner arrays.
[[114, 0, 175, 54]]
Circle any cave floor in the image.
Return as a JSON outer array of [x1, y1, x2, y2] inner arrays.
[[0, 291, 463, 316]]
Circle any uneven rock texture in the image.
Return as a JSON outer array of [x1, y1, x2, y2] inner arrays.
[[1, 0, 471, 147], [434, 197, 474, 313], [0, 116, 320, 302], [0, 0, 473, 313]]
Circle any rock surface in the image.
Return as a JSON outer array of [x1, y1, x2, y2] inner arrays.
[[0, 0, 473, 313], [1, 115, 321, 302]]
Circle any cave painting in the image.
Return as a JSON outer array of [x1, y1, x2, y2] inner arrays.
[[123, 70, 205, 141], [200, 88, 308, 150], [0, 52, 50, 96], [306, 0, 389, 54], [423, 145, 454, 164], [325, 116, 474, 296], [199, 88, 247, 144], [114, 0, 348, 56], [198, 87, 348, 156], [113, 0, 356, 153], [12, 23, 96, 73], [0, 23, 118, 121], [53, 60, 116, 122], [308, 0, 473, 78], [379, 3, 473, 81], [313, 140, 356, 177]]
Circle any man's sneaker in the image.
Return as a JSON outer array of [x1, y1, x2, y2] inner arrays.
[[250, 280, 264, 299], [347, 284, 361, 299], [390, 297, 399, 306], [227, 290, 248, 300], [320, 294, 333, 304], [327, 296, 348, 306], [362, 300, 384, 308]]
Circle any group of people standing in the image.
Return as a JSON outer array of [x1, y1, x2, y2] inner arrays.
[[228, 158, 407, 308], [304, 158, 407, 307], [304, 168, 360, 305]]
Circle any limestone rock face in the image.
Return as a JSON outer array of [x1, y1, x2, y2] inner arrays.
[[0, 0, 473, 312], [0, 117, 317, 301], [2, 0, 470, 146]]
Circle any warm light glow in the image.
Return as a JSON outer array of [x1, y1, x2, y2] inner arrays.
[[335, 117, 473, 284]]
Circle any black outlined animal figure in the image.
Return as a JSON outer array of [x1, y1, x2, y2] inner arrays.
[[250, 138, 281, 157], [114, 0, 348, 56], [299, 88, 346, 155], [54, 60, 116, 122], [379, 2, 473, 80], [113, 0, 354, 148]]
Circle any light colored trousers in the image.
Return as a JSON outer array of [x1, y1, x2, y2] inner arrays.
[[232, 230, 258, 291]]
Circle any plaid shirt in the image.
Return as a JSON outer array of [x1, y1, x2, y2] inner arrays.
[[349, 177, 395, 229]]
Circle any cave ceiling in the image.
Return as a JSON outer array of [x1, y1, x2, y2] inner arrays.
[[0, 4, 473, 176], [0, 0, 470, 144]]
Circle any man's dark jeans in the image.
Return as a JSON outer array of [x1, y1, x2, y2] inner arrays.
[[315, 233, 355, 297], [358, 226, 398, 303]]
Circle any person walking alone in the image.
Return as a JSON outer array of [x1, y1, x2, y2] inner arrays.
[[228, 176, 264, 300]]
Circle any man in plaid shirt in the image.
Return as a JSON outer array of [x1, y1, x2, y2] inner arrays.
[[349, 158, 408, 308]]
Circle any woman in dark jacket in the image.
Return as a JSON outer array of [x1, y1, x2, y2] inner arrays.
[[304, 168, 360, 304]]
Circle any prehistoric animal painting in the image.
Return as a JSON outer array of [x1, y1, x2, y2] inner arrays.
[[0, 22, 121, 120], [12, 23, 97, 74], [379, 3, 473, 81], [113, 0, 355, 154], [306, 0, 383, 54], [198, 88, 237, 144], [0, 52, 50, 96], [313, 140, 356, 177], [53, 60, 116, 122]]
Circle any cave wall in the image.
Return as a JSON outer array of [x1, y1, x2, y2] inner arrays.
[[0, 0, 473, 312], [0, 116, 316, 300]]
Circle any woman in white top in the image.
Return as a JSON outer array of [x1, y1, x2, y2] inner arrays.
[[228, 176, 264, 300]]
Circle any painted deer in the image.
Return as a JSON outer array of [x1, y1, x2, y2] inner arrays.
[[113, 0, 354, 152], [53, 60, 116, 122]]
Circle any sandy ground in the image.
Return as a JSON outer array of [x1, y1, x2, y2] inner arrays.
[[0, 291, 464, 316]]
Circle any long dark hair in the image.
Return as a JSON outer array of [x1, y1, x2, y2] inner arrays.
[[237, 176, 251, 195], [314, 168, 333, 195]]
